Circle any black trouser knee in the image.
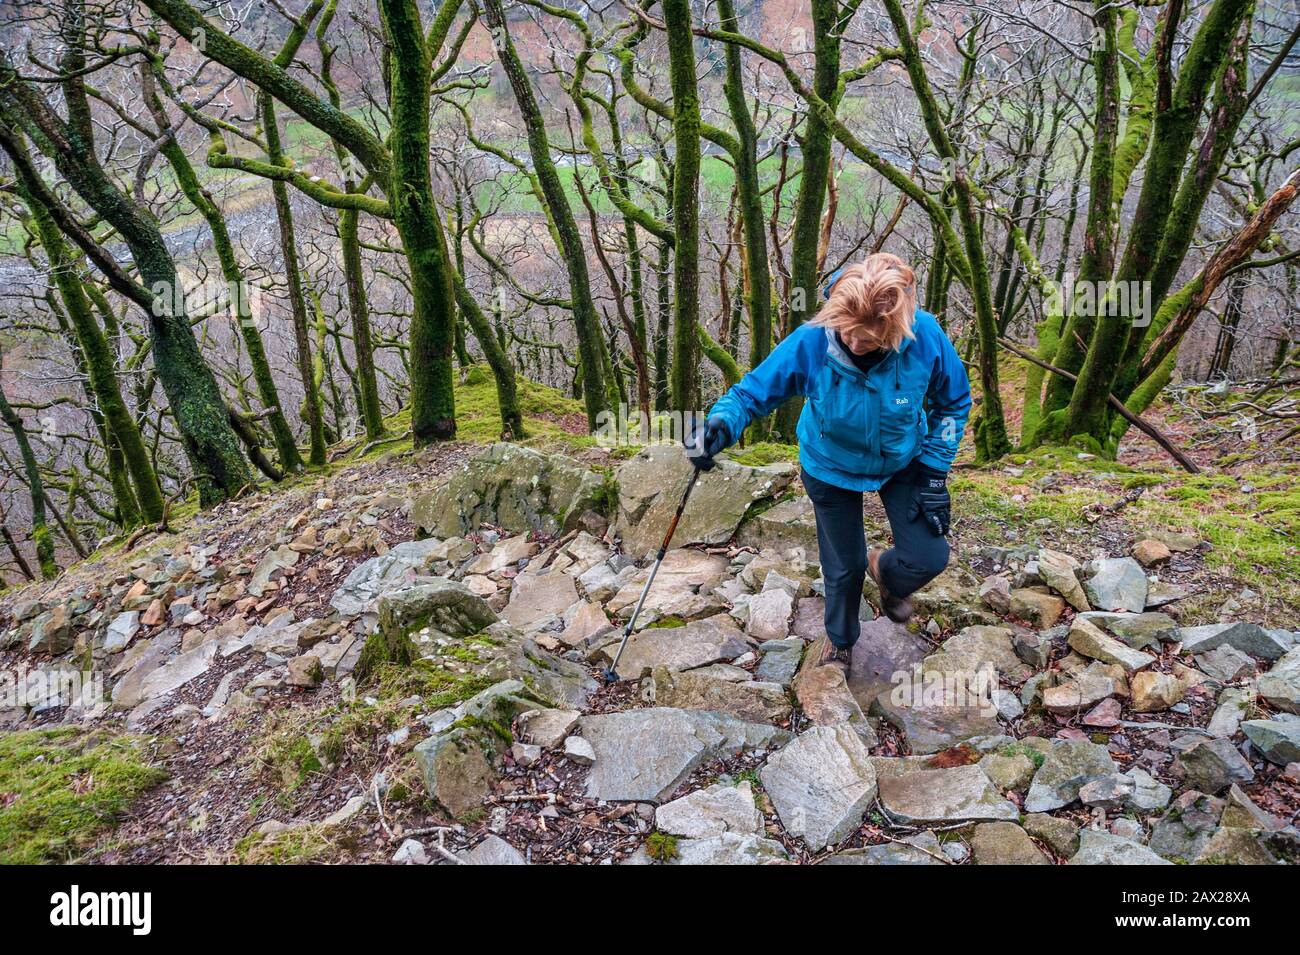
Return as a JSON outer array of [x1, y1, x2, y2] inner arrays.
[[877, 463, 950, 597]]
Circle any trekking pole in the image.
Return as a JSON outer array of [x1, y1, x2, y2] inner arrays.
[[601, 465, 702, 683]]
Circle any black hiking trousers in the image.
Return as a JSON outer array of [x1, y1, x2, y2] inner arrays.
[[802, 461, 950, 650]]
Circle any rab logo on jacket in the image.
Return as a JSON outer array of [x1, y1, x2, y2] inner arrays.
[[894, 397, 910, 405], [49, 885, 152, 935]]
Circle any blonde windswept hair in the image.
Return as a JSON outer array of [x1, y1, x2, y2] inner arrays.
[[811, 253, 918, 351]]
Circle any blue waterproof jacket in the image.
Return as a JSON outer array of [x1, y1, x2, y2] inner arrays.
[[707, 310, 972, 492]]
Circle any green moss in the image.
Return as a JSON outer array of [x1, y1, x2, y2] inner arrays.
[[947, 447, 1300, 607], [439, 642, 494, 666], [591, 471, 620, 517], [256, 654, 496, 804], [462, 364, 492, 387], [451, 713, 513, 747], [353, 628, 417, 685], [736, 488, 796, 528], [269, 735, 323, 792], [1120, 473, 1168, 490], [936, 825, 975, 844], [645, 831, 680, 862], [0, 728, 167, 864], [459, 807, 487, 826], [371, 658, 496, 710], [727, 441, 799, 467], [452, 364, 585, 445], [233, 823, 344, 864], [647, 615, 687, 629], [997, 742, 1047, 770]]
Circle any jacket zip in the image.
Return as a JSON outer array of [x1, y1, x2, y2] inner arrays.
[[826, 350, 891, 466]]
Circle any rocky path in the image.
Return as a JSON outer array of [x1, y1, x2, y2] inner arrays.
[[2, 442, 1298, 864]]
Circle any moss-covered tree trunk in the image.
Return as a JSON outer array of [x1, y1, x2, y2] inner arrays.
[[37, 278, 138, 529], [1053, 0, 1123, 443], [1061, 0, 1253, 444], [263, 95, 327, 467], [653, 241, 672, 411], [339, 206, 385, 439], [262, 2, 326, 466], [453, 275, 526, 439], [141, 0, 461, 447], [141, 64, 303, 475], [1111, 8, 1253, 410], [480, 0, 608, 430], [0, 55, 251, 505], [0, 348, 58, 579], [603, 89, 653, 422], [718, 0, 773, 435], [380, 0, 459, 445], [773, 0, 840, 440], [662, 0, 703, 414], [1118, 168, 1299, 438], [1113, 0, 1254, 291], [19, 181, 164, 525], [318, 0, 385, 441], [882, 0, 1010, 459]]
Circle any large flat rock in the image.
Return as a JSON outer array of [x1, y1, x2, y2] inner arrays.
[[135, 641, 219, 703], [645, 666, 792, 724], [411, 443, 606, 538], [655, 781, 764, 838], [1242, 718, 1300, 766], [673, 833, 790, 865], [329, 539, 446, 617], [1259, 646, 1300, 713], [1025, 739, 1118, 812], [794, 652, 871, 736], [847, 617, 931, 710], [735, 495, 819, 558], [820, 833, 946, 865], [377, 577, 499, 639], [601, 613, 752, 680], [760, 724, 878, 852], [1068, 829, 1172, 865], [613, 445, 795, 557], [923, 624, 1032, 683], [878, 765, 1018, 825], [1082, 557, 1148, 613], [606, 548, 730, 621], [1067, 617, 1156, 673], [502, 571, 579, 629], [970, 822, 1051, 864], [490, 629, 598, 710], [871, 682, 1001, 755], [1179, 623, 1290, 661], [577, 708, 789, 803]]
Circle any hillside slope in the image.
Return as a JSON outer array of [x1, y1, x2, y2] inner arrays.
[[1, 379, 1297, 865]]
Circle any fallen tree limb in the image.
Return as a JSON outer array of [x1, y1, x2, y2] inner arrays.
[[997, 337, 1201, 474], [1140, 170, 1300, 381]]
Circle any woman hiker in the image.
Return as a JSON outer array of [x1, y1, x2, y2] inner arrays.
[[686, 253, 972, 669]]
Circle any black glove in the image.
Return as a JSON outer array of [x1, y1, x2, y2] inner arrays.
[[685, 415, 730, 471], [908, 462, 951, 537]]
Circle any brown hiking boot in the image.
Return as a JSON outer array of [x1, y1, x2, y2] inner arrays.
[[818, 639, 853, 671], [868, 547, 914, 623]]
